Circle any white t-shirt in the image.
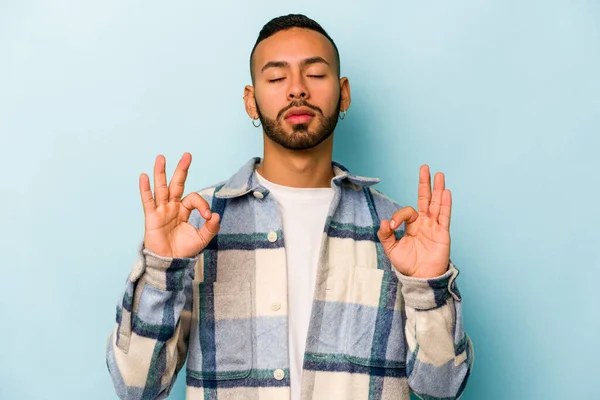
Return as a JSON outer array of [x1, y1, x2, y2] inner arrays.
[[255, 171, 335, 400]]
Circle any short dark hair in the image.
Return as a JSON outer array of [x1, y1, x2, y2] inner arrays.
[[249, 14, 341, 82]]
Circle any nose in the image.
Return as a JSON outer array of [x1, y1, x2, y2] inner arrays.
[[287, 74, 309, 101]]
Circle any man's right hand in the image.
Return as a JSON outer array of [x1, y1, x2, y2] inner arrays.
[[139, 152, 220, 258]]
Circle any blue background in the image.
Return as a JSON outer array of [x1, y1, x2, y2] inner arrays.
[[1, 1, 598, 399]]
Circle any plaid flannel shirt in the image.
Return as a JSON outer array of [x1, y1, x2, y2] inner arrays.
[[106, 157, 473, 400]]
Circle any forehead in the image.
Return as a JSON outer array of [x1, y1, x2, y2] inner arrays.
[[253, 28, 337, 70]]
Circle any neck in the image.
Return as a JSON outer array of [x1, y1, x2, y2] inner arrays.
[[257, 134, 335, 188]]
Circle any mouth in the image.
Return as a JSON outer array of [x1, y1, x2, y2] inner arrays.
[[284, 107, 316, 124]]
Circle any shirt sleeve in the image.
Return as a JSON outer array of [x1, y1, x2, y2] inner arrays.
[[105, 244, 198, 400], [395, 262, 474, 399]]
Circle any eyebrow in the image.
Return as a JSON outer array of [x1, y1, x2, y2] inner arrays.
[[260, 56, 330, 73]]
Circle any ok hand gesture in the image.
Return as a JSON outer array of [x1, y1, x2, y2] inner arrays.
[[377, 165, 451, 279], [140, 153, 220, 259]]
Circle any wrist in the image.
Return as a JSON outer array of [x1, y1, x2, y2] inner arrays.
[[394, 262, 449, 279], [407, 264, 449, 279], [128, 245, 198, 291]]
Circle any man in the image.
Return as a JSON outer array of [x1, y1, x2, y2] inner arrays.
[[106, 14, 473, 400]]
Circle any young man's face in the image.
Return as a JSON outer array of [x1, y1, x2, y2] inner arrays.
[[246, 28, 350, 151]]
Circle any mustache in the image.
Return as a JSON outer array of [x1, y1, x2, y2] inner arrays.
[[277, 100, 323, 120]]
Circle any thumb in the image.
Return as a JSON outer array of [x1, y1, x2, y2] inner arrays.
[[377, 219, 398, 256], [197, 212, 221, 248], [181, 192, 221, 249], [377, 207, 418, 256]]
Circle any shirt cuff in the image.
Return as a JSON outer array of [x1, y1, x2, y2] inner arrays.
[[128, 243, 199, 291], [394, 262, 462, 310]]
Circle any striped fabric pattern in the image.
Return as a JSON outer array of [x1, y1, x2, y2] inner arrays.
[[106, 157, 473, 400]]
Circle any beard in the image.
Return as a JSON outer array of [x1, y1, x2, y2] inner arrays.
[[256, 96, 341, 151]]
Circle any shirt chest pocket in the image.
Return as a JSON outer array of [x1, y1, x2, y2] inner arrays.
[[187, 280, 254, 381], [343, 266, 407, 369]]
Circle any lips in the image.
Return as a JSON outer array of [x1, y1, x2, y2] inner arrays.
[[284, 107, 315, 124]]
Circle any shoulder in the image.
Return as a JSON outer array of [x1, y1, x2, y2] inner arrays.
[[366, 187, 403, 220], [333, 160, 402, 219], [196, 181, 227, 202]]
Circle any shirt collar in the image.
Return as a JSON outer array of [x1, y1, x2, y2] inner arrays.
[[214, 157, 380, 199]]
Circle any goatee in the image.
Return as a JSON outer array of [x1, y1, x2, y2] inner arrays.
[[256, 98, 341, 151]]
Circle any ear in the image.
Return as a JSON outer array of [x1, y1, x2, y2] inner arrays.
[[244, 85, 258, 119], [339, 77, 351, 112]]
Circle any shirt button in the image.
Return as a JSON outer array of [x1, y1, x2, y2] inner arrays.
[[273, 368, 285, 380], [267, 231, 278, 242], [253, 191, 264, 199], [271, 302, 281, 311]]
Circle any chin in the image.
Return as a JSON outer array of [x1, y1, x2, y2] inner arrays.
[[290, 124, 311, 133]]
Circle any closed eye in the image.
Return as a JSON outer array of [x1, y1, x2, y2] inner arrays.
[[269, 78, 285, 83], [308, 75, 325, 78]]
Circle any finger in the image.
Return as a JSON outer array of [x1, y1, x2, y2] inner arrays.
[[429, 172, 445, 219], [180, 192, 212, 222], [417, 165, 432, 216], [439, 189, 452, 230], [181, 193, 221, 246], [389, 206, 419, 230], [153, 155, 169, 206], [139, 173, 155, 214], [198, 212, 221, 247], [168, 152, 192, 202], [377, 219, 398, 256]]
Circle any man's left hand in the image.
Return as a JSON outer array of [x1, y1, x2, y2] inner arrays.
[[377, 165, 451, 279]]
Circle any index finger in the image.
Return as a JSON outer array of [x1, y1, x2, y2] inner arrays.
[[417, 164, 432, 215], [168, 152, 192, 202]]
